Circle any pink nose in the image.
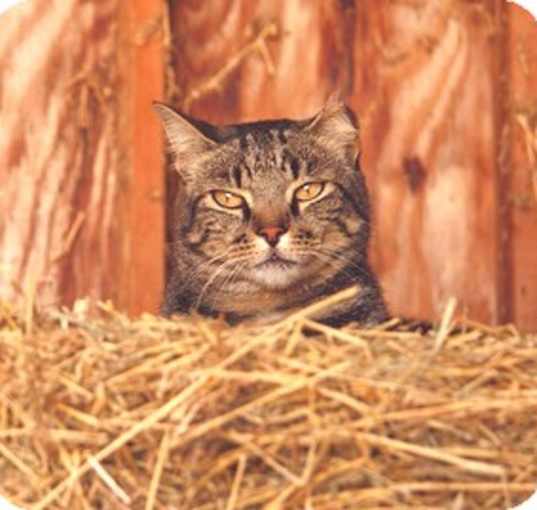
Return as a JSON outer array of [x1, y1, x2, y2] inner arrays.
[[258, 226, 285, 246]]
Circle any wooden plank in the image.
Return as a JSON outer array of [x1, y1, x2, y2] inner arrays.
[[350, 0, 503, 323], [0, 0, 123, 308], [506, 3, 537, 330], [117, 0, 165, 315], [170, 0, 255, 122], [0, 0, 165, 315], [171, 0, 353, 121]]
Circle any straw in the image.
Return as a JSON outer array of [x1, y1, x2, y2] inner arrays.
[[0, 296, 535, 509]]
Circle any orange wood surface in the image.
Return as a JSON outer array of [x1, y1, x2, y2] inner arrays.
[[350, 1, 503, 323], [0, 0, 125, 308], [0, 0, 165, 315], [171, 1, 352, 121], [118, 0, 165, 314], [506, 4, 537, 330]]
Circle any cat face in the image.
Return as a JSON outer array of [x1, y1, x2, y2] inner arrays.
[[155, 99, 373, 316]]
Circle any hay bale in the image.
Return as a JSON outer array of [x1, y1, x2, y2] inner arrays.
[[0, 294, 536, 510]]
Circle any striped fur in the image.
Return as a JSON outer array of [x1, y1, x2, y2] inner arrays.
[[154, 99, 388, 326]]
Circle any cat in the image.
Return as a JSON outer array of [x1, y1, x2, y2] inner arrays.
[[153, 97, 389, 327]]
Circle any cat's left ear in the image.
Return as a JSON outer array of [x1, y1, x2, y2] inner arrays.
[[304, 94, 360, 159], [152, 102, 218, 178]]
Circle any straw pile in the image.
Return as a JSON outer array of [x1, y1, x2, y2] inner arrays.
[[1, 292, 536, 510]]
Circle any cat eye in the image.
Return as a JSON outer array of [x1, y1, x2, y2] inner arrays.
[[294, 182, 325, 202], [211, 190, 245, 209]]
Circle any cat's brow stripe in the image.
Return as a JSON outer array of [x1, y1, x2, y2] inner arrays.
[[281, 148, 300, 179], [232, 165, 242, 187], [242, 160, 253, 180]]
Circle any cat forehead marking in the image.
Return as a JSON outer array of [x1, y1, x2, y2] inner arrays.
[[236, 140, 292, 182], [225, 126, 290, 175]]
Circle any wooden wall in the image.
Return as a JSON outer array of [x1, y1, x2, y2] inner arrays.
[[170, 0, 537, 329], [0, 0, 535, 329], [0, 0, 164, 315], [506, 5, 537, 329]]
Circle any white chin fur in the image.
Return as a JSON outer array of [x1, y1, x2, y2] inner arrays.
[[249, 234, 302, 288], [251, 264, 301, 289]]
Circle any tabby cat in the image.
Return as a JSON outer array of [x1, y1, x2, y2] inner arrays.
[[154, 97, 388, 326]]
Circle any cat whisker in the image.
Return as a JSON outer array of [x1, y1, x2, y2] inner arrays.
[[176, 247, 239, 292], [194, 255, 252, 310], [194, 260, 235, 311], [313, 248, 371, 281], [219, 259, 248, 293]]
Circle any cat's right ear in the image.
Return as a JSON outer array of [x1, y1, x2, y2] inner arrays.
[[152, 102, 217, 176]]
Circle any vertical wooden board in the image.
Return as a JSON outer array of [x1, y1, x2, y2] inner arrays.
[[507, 4, 537, 330], [170, 0, 255, 122], [0, 0, 165, 315], [171, 0, 353, 121], [117, 0, 165, 314], [235, 0, 355, 120], [350, 0, 502, 323], [0, 0, 123, 308]]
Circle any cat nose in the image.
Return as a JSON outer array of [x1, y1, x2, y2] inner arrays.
[[258, 226, 285, 247]]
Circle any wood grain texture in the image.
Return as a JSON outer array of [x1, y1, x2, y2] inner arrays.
[[0, 0, 122, 308], [171, 0, 352, 121], [350, 0, 503, 323], [506, 4, 537, 330], [117, 0, 165, 314], [0, 0, 165, 314], [171, 0, 256, 122]]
